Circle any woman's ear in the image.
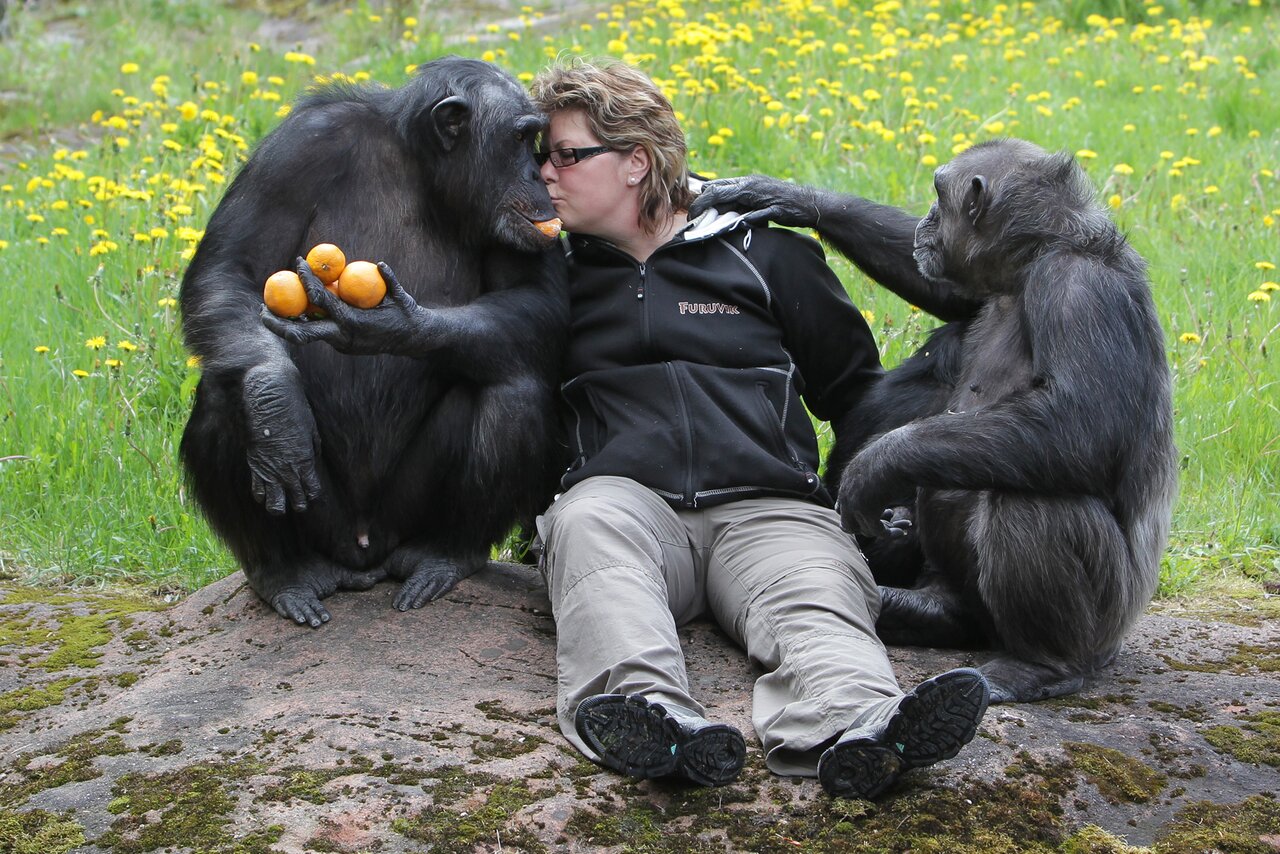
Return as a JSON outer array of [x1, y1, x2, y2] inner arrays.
[[626, 145, 651, 186]]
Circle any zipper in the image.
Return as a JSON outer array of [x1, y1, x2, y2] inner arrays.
[[664, 362, 696, 506], [637, 261, 650, 353]]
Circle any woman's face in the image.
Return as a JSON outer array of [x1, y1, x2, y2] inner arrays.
[[540, 109, 639, 237]]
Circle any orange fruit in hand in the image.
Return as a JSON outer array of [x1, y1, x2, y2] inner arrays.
[[263, 270, 308, 317], [336, 260, 387, 309], [306, 243, 346, 284]]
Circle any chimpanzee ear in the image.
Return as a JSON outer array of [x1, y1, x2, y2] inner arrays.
[[431, 96, 471, 152], [967, 175, 989, 227]]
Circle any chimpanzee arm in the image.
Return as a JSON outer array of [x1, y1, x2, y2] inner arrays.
[[840, 256, 1147, 534], [692, 175, 980, 321], [179, 109, 356, 513], [262, 248, 569, 384]]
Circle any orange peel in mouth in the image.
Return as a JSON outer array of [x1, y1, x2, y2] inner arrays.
[[533, 217, 562, 238]]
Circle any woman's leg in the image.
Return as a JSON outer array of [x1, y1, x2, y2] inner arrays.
[[701, 498, 903, 775], [537, 476, 704, 757]]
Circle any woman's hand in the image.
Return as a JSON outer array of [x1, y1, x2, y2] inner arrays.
[[261, 258, 431, 357]]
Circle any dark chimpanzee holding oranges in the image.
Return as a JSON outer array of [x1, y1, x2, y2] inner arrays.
[[179, 58, 568, 626]]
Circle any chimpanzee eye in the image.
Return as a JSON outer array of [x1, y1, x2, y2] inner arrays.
[[515, 130, 525, 143]]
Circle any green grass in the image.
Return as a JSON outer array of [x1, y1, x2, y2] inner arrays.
[[0, 0, 1276, 596]]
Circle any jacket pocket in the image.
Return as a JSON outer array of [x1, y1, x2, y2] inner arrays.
[[754, 381, 800, 467]]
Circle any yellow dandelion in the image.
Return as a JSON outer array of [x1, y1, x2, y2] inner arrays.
[[117, 340, 138, 352], [707, 134, 725, 146], [86, 336, 106, 350], [1247, 291, 1271, 302], [158, 297, 178, 308], [1204, 186, 1219, 195], [921, 155, 938, 167], [1259, 281, 1278, 292], [34, 345, 50, 354], [1113, 164, 1134, 175], [105, 359, 122, 369], [1256, 261, 1276, 271], [187, 355, 202, 368], [1076, 149, 1097, 160], [1178, 332, 1201, 344], [1171, 194, 1187, 211], [1108, 194, 1123, 209], [120, 62, 140, 74], [861, 309, 875, 324], [73, 369, 90, 378]]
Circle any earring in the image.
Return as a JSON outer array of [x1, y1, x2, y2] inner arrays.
[[628, 177, 637, 185]]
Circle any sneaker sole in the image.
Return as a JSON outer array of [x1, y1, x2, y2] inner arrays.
[[576, 695, 745, 786], [576, 694, 680, 779], [677, 723, 747, 787], [817, 740, 904, 800], [886, 667, 990, 767]]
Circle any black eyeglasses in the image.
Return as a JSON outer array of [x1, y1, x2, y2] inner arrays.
[[534, 146, 613, 168]]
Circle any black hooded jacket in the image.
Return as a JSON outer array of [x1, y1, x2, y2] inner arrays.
[[559, 211, 882, 509]]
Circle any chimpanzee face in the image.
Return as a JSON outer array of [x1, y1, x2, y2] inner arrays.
[[426, 74, 558, 252], [912, 163, 965, 285]]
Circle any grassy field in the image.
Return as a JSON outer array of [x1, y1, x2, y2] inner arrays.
[[0, 0, 1276, 597]]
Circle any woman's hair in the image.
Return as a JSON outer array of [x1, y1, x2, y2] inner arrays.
[[530, 59, 694, 234]]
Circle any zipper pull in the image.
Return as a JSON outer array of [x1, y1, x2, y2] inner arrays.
[[637, 262, 646, 300]]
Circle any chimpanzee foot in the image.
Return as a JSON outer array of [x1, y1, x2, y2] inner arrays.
[[876, 584, 978, 649], [261, 563, 387, 628], [380, 548, 485, 611], [393, 560, 463, 611], [980, 655, 1084, 704]]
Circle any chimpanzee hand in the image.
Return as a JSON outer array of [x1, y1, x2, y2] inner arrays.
[[689, 175, 829, 229], [260, 258, 431, 357], [839, 429, 913, 539], [242, 363, 322, 514], [879, 506, 915, 540]]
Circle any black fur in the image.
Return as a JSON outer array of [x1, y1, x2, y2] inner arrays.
[[826, 139, 1177, 702], [179, 57, 568, 626]]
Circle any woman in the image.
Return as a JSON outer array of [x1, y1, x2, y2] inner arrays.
[[527, 60, 990, 798]]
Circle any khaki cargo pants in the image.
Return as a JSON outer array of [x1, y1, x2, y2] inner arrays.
[[536, 475, 905, 775]]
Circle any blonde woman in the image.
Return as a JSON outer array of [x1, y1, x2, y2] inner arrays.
[[529, 59, 990, 798]]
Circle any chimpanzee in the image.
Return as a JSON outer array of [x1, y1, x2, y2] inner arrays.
[[179, 57, 568, 627], [692, 138, 1177, 702]]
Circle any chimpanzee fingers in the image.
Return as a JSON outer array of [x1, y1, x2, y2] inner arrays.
[[249, 469, 288, 516], [261, 308, 346, 347], [376, 261, 419, 311], [259, 307, 325, 344], [293, 257, 345, 315]]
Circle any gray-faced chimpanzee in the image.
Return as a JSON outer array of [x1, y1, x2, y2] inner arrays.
[[692, 138, 1177, 703], [179, 57, 568, 627]]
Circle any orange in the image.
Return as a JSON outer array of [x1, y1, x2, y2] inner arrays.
[[336, 260, 387, 309], [534, 218, 562, 238], [306, 243, 346, 285], [263, 270, 308, 317]]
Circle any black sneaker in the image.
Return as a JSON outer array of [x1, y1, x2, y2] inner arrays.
[[574, 693, 746, 787], [817, 667, 990, 800]]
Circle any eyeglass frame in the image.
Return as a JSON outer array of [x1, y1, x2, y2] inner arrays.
[[534, 145, 614, 168]]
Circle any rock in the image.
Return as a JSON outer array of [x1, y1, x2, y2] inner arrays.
[[1, 566, 1277, 853]]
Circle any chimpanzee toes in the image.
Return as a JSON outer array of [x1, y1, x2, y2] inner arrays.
[[271, 589, 331, 628], [392, 566, 461, 611]]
